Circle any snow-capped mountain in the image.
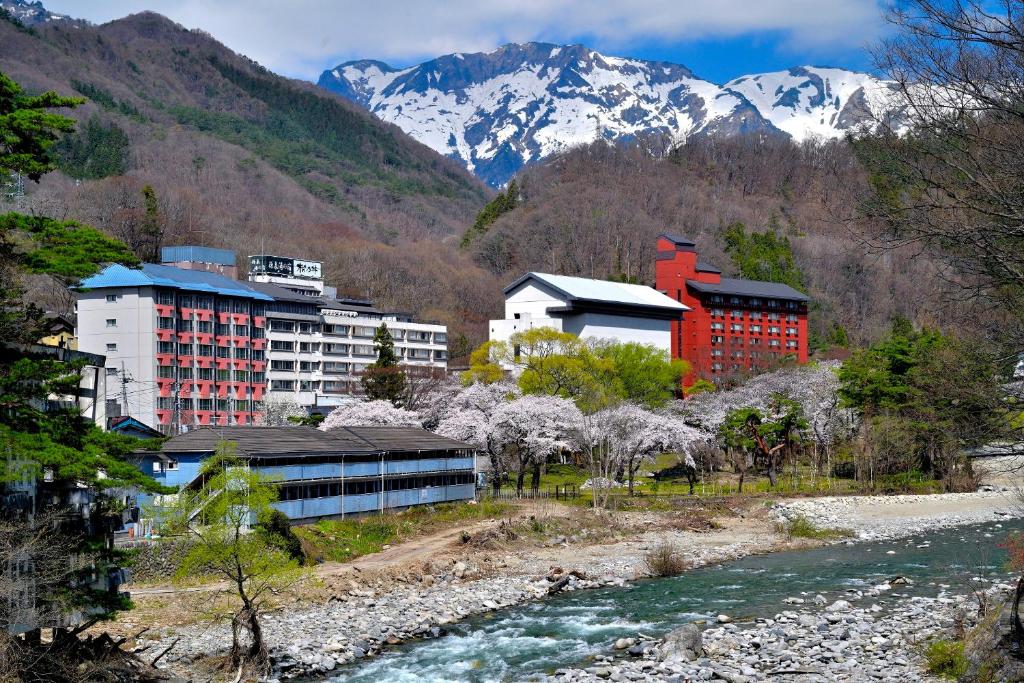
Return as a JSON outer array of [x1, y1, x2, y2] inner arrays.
[[319, 43, 904, 187], [0, 0, 80, 26]]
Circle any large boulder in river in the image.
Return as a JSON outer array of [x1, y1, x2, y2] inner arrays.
[[659, 623, 703, 662]]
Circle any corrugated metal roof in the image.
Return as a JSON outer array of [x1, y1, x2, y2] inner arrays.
[[161, 245, 236, 266], [161, 426, 473, 457], [686, 277, 809, 302], [78, 264, 273, 301], [506, 272, 689, 311]]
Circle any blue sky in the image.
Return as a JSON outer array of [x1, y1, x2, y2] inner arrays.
[[45, 1, 886, 83]]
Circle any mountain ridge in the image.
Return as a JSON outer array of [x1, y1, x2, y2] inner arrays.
[[319, 43, 903, 186]]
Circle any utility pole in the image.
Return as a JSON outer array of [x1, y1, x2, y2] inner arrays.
[[119, 361, 131, 418], [172, 378, 181, 436]]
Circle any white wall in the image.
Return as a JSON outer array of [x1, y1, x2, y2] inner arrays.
[[561, 312, 672, 353], [504, 282, 567, 319], [77, 286, 157, 426]]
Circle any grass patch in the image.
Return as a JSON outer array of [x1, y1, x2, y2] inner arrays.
[[924, 639, 968, 679], [294, 500, 512, 564], [778, 514, 854, 540]]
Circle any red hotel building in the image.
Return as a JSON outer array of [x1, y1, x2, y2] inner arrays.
[[654, 234, 809, 384]]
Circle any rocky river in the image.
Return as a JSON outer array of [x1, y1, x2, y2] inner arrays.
[[140, 492, 1023, 682]]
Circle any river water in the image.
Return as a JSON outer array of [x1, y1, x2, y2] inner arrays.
[[336, 519, 1023, 683]]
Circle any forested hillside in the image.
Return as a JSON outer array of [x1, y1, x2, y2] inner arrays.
[[0, 10, 499, 348]]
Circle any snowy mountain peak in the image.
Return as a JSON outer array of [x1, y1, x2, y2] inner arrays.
[[319, 43, 903, 186], [0, 0, 81, 26]]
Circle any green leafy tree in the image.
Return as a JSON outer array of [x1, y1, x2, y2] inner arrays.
[[723, 222, 805, 292], [507, 327, 617, 412], [593, 341, 688, 408], [170, 444, 307, 675], [55, 115, 129, 180], [0, 71, 158, 663], [361, 322, 407, 406], [718, 407, 760, 493]]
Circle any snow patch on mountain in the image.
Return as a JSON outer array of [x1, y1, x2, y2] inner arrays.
[[319, 43, 904, 186]]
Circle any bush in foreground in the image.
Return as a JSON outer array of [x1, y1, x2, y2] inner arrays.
[[924, 639, 968, 679], [644, 541, 688, 577]]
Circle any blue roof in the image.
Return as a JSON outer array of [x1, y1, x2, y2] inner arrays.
[[79, 264, 273, 300]]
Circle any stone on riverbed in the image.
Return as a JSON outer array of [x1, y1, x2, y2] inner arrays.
[[658, 623, 703, 662]]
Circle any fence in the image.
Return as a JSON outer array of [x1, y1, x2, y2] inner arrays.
[[478, 484, 580, 501]]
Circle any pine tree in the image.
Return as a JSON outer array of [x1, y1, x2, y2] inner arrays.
[[360, 322, 407, 406]]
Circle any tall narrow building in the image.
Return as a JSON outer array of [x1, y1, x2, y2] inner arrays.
[[654, 234, 809, 384]]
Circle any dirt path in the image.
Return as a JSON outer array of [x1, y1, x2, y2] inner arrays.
[[130, 513, 510, 595]]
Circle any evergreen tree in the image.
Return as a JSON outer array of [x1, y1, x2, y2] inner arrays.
[[723, 221, 805, 292], [361, 322, 407, 406], [139, 184, 162, 263], [460, 179, 519, 247], [0, 72, 82, 181]]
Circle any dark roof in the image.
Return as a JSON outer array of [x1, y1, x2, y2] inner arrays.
[[695, 261, 722, 274], [659, 233, 695, 247], [246, 280, 319, 304], [160, 426, 472, 457], [686, 277, 809, 302], [108, 416, 164, 439]]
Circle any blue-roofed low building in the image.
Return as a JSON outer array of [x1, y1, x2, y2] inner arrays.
[[76, 263, 273, 434], [488, 271, 689, 355], [139, 426, 477, 523]]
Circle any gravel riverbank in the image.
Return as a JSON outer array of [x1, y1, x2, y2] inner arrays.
[[139, 492, 1024, 680], [550, 582, 1014, 682]]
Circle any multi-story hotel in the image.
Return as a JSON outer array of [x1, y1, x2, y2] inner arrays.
[[654, 233, 809, 384], [76, 263, 272, 432], [76, 248, 448, 432]]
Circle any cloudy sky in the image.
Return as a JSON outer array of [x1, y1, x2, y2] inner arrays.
[[44, 0, 888, 83]]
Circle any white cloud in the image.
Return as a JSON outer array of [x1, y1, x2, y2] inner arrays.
[[44, 0, 886, 78]]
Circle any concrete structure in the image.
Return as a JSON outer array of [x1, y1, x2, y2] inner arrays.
[[76, 264, 272, 433], [654, 233, 809, 384], [136, 426, 477, 522], [489, 272, 689, 354], [0, 342, 107, 429]]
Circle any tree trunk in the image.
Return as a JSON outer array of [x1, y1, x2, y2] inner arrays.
[[530, 460, 541, 493], [737, 470, 745, 494], [767, 466, 778, 488], [245, 607, 269, 673], [516, 467, 526, 497]]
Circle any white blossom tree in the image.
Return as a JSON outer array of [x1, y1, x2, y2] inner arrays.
[[489, 394, 581, 495], [319, 400, 422, 430], [609, 405, 705, 495], [254, 394, 307, 426], [433, 381, 521, 492]]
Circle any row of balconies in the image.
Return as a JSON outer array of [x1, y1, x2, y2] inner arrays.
[[154, 409, 258, 428]]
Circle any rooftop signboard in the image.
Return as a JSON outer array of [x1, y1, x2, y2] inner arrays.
[[249, 254, 323, 281]]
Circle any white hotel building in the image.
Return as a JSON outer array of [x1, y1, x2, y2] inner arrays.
[[489, 271, 689, 353]]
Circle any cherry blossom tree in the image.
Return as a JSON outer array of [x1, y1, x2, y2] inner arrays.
[[489, 394, 581, 495], [433, 381, 521, 492], [319, 400, 422, 430], [254, 394, 307, 426], [606, 404, 705, 495]]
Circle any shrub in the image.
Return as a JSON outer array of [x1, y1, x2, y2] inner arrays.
[[644, 541, 688, 577], [779, 515, 853, 540], [924, 639, 968, 679], [257, 508, 305, 562]]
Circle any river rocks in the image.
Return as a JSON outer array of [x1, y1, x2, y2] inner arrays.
[[552, 583, 1017, 682], [658, 623, 702, 662], [716, 614, 732, 623]]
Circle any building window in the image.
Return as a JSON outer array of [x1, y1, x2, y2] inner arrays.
[[156, 291, 174, 305], [768, 300, 779, 308], [710, 322, 724, 331], [769, 339, 781, 348], [730, 324, 743, 333], [299, 361, 319, 372], [710, 308, 724, 318], [711, 335, 724, 344], [353, 326, 376, 338], [711, 362, 723, 372], [157, 317, 175, 330], [299, 342, 318, 353], [786, 314, 799, 322], [106, 318, 117, 328], [786, 327, 798, 336], [750, 325, 762, 333], [435, 332, 447, 343], [270, 340, 295, 351], [106, 343, 117, 352], [166, 459, 179, 471], [269, 319, 295, 332], [787, 340, 799, 349], [750, 337, 762, 346], [270, 360, 295, 371], [711, 349, 724, 358], [270, 379, 295, 391], [769, 326, 781, 335], [749, 298, 761, 307], [106, 294, 118, 303], [730, 310, 743, 319]]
